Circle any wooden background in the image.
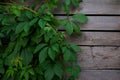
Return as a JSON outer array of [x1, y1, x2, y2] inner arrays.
[[56, 0, 120, 80], [21, 0, 120, 80]]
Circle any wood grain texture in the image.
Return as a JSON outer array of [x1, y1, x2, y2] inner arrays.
[[78, 70, 120, 80], [57, 16, 120, 30], [78, 47, 120, 69], [54, 0, 120, 14], [66, 32, 120, 46]]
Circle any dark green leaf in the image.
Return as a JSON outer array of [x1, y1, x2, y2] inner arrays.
[[72, 22, 81, 34], [73, 13, 88, 23], [63, 49, 72, 62], [54, 63, 63, 79], [34, 43, 47, 54], [39, 47, 48, 63], [21, 48, 33, 65], [29, 18, 38, 26], [65, 21, 73, 35], [71, 0, 79, 7], [48, 48, 56, 61], [70, 45, 81, 51], [51, 44, 59, 52], [45, 67, 54, 80], [16, 22, 27, 34]]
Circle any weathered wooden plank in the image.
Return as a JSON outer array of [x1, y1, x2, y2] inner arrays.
[[78, 47, 120, 69], [57, 16, 120, 30], [54, 0, 120, 14], [92, 47, 120, 69], [66, 32, 120, 46], [78, 70, 120, 80]]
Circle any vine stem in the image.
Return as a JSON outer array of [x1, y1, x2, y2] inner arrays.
[[0, 0, 38, 15]]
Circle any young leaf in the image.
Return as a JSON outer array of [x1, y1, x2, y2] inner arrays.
[[72, 13, 88, 23], [48, 48, 56, 61], [38, 19, 47, 28], [39, 47, 48, 63], [65, 21, 73, 35]]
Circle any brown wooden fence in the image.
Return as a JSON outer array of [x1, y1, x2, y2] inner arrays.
[[56, 0, 120, 80]]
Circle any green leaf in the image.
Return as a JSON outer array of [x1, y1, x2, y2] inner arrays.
[[63, 49, 72, 62], [0, 59, 4, 74], [66, 65, 81, 78], [72, 22, 81, 34], [53, 63, 63, 79], [51, 44, 59, 52], [23, 22, 29, 33], [39, 47, 48, 63], [15, 22, 27, 34], [72, 13, 88, 23], [70, 45, 81, 51], [38, 19, 46, 28], [65, 0, 71, 5], [45, 67, 54, 80], [34, 43, 47, 54], [0, 66, 4, 74], [65, 21, 73, 35], [29, 18, 38, 26], [60, 19, 68, 26], [48, 48, 56, 61], [21, 48, 33, 65], [62, 3, 70, 15], [71, 0, 79, 7]]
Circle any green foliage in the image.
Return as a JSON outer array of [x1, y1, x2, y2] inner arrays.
[[0, 0, 88, 80]]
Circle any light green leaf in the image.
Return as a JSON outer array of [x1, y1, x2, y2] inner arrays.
[[38, 19, 46, 28], [39, 47, 48, 63], [65, 0, 71, 5], [48, 48, 56, 61], [73, 13, 88, 23]]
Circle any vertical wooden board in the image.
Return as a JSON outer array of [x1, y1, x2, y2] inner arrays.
[[92, 47, 120, 69], [78, 70, 120, 80]]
